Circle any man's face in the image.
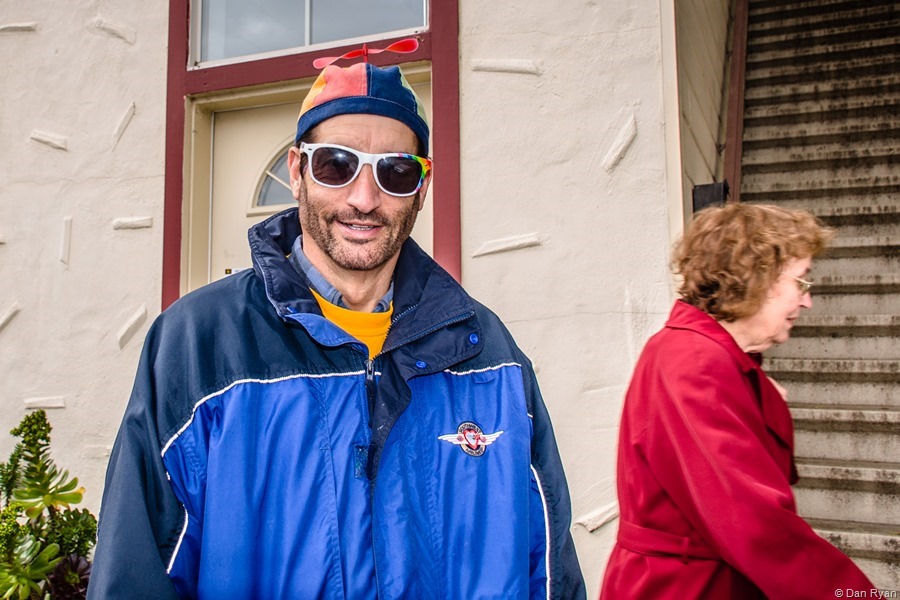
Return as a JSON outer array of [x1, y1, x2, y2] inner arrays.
[[288, 113, 430, 275]]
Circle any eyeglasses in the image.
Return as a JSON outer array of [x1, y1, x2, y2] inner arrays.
[[299, 142, 432, 198], [788, 274, 814, 295]]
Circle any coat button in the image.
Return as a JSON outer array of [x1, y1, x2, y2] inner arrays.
[[469, 333, 479, 345], [415, 360, 427, 369]]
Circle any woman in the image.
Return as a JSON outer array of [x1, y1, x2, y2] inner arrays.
[[600, 203, 874, 598]]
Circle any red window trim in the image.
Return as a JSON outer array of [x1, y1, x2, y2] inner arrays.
[[162, 0, 461, 309]]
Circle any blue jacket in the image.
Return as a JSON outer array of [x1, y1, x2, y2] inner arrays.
[[88, 208, 585, 599]]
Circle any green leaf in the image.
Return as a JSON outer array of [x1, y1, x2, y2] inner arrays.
[[10, 490, 40, 501], [56, 477, 79, 494]]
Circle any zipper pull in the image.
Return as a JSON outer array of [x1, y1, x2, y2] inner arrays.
[[365, 358, 378, 480], [365, 359, 376, 427]]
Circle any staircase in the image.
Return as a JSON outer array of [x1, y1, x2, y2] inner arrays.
[[737, 0, 900, 590]]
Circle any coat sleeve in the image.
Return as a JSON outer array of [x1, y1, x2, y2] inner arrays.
[[644, 335, 873, 598], [521, 356, 587, 600], [87, 325, 184, 600]]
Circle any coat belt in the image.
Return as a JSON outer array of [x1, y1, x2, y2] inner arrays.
[[617, 520, 720, 564]]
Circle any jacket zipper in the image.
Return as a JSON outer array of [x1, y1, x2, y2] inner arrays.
[[366, 307, 476, 597], [365, 358, 376, 429], [365, 357, 384, 598]]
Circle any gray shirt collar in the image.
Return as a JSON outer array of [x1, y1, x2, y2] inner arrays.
[[288, 234, 393, 313]]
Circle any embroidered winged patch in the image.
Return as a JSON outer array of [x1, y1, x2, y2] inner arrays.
[[438, 421, 504, 457]]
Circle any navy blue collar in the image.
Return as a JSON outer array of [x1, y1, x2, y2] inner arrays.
[[249, 208, 478, 355], [288, 234, 393, 313]]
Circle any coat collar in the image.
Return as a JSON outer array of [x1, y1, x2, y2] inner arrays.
[[249, 208, 478, 363], [665, 301, 796, 474], [665, 301, 761, 373]]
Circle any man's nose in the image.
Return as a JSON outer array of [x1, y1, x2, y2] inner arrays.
[[345, 164, 382, 213]]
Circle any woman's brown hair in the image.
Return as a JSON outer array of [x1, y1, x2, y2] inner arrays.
[[673, 203, 833, 321]]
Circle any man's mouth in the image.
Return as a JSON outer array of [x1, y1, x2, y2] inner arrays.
[[332, 210, 386, 231]]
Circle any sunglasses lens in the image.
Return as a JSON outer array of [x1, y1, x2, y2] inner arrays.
[[376, 156, 423, 196], [311, 147, 359, 186]]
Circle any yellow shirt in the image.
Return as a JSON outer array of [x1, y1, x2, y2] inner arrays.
[[310, 289, 393, 359]]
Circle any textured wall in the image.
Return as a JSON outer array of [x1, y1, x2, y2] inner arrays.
[[458, 0, 679, 594], [0, 3, 168, 511]]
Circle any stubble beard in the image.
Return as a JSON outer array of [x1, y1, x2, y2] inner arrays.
[[298, 180, 420, 272]]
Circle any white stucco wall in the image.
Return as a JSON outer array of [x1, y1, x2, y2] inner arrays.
[[459, 0, 679, 594], [0, 4, 168, 511]]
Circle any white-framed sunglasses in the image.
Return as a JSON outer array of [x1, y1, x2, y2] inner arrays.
[[299, 142, 432, 198]]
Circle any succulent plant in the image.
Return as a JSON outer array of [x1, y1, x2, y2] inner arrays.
[[0, 411, 96, 600], [45, 555, 91, 600]]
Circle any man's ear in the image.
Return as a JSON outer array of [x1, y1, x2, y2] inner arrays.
[[288, 146, 304, 200]]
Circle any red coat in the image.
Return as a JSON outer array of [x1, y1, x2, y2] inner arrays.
[[600, 301, 874, 599]]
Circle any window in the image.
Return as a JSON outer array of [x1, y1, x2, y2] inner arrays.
[[197, 0, 428, 64], [255, 146, 294, 209]]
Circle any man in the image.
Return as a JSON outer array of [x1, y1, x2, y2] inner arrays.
[[88, 59, 585, 599]]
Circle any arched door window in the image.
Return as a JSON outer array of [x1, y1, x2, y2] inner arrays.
[[255, 146, 294, 208]]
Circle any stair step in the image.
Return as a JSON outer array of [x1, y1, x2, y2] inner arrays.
[[741, 185, 900, 208], [743, 150, 898, 179], [769, 333, 899, 361], [743, 197, 900, 226], [794, 458, 900, 525], [747, 25, 900, 65], [745, 76, 900, 107], [745, 54, 900, 88], [825, 235, 900, 259], [797, 458, 900, 481], [748, 3, 900, 40], [814, 274, 900, 295], [778, 380, 899, 408], [743, 95, 900, 126], [748, 21, 900, 57], [766, 358, 900, 383], [741, 172, 900, 198], [741, 115, 900, 148], [791, 315, 900, 336], [749, 0, 899, 16], [741, 165, 900, 194], [791, 403, 900, 424], [811, 258, 900, 289], [804, 292, 900, 318], [790, 405, 900, 462], [742, 138, 900, 170], [806, 518, 900, 591], [747, 36, 900, 75]]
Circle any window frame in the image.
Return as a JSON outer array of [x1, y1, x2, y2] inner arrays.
[[251, 142, 295, 214], [162, 0, 461, 308], [190, 0, 430, 67]]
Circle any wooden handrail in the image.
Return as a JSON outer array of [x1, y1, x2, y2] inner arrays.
[[723, 0, 749, 203]]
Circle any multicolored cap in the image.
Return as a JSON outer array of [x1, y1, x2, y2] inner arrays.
[[295, 40, 430, 152]]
